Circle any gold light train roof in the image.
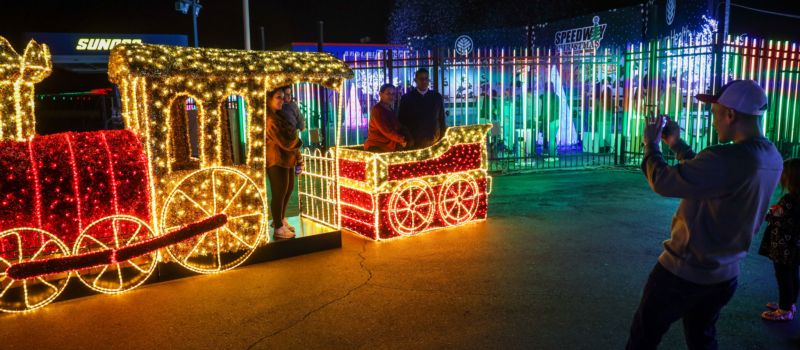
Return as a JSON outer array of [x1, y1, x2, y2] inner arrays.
[[108, 43, 353, 90], [0, 36, 51, 82]]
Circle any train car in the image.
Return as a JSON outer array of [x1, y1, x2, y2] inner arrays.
[[0, 37, 353, 312], [329, 124, 492, 240]]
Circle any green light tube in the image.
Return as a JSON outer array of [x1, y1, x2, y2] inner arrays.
[[534, 48, 539, 151], [777, 49, 787, 141], [513, 50, 519, 150], [462, 48, 470, 125], [665, 40, 672, 116], [477, 49, 481, 126], [590, 52, 597, 150], [489, 49, 494, 133], [522, 48, 528, 149], [501, 49, 506, 144]]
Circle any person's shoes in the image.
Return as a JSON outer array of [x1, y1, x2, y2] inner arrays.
[[766, 302, 797, 313], [761, 308, 794, 322], [282, 218, 296, 232], [273, 226, 295, 239], [269, 219, 295, 232]]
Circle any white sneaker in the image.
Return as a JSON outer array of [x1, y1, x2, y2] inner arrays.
[[273, 226, 295, 239], [282, 218, 296, 232], [766, 302, 797, 313]]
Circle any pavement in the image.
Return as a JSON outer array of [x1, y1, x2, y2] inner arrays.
[[1, 169, 798, 349]]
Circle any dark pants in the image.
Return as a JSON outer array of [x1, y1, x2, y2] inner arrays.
[[267, 166, 295, 229], [626, 263, 738, 350], [773, 262, 800, 310]]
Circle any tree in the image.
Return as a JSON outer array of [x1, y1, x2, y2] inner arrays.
[[388, 0, 641, 44], [388, 0, 462, 44]]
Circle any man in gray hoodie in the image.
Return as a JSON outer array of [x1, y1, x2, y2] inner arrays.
[[626, 80, 784, 350]]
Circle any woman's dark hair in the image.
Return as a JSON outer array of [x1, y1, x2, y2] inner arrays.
[[267, 87, 285, 100], [781, 158, 800, 196], [266, 88, 286, 113], [379, 83, 395, 94]]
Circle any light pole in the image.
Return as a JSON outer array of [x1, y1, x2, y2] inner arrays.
[[175, 0, 202, 47], [243, 0, 251, 50]]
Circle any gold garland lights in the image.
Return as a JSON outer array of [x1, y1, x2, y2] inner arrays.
[[337, 125, 492, 193], [336, 124, 493, 240], [0, 37, 52, 141], [108, 43, 352, 267]]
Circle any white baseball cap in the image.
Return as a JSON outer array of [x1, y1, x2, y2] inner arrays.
[[695, 80, 768, 116]]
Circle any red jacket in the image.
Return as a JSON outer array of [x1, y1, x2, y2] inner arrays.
[[364, 103, 405, 152]]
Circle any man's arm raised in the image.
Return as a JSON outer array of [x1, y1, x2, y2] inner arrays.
[[641, 116, 736, 199]]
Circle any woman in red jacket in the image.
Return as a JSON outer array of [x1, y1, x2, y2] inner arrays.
[[364, 84, 407, 152]]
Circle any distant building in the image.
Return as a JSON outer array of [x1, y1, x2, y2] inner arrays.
[[22, 33, 188, 134], [291, 42, 409, 61]]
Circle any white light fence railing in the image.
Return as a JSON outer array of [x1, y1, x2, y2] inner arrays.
[[298, 148, 339, 228]]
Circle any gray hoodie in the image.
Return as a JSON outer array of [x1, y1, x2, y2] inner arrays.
[[282, 101, 305, 132], [642, 137, 783, 284]]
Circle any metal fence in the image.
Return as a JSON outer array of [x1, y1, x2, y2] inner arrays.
[[620, 37, 800, 165], [293, 36, 800, 172]]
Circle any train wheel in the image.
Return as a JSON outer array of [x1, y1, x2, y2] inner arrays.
[[388, 179, 435, 236], [161, 167, 266, 274], [438, 175, 480, 226], [74, 216, 157, 294], [0, 229, 70, 313]]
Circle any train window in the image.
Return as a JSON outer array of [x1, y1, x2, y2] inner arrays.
[[168, 96, 201, 170], [225, 95, 247, 165], [186, 97, 200, 158]]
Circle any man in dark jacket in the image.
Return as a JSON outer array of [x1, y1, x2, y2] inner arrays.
[[398, 68, 446, 149]]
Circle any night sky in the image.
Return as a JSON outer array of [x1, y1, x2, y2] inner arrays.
[[0, 0, 394, 49], [0, 0, 796, 49]]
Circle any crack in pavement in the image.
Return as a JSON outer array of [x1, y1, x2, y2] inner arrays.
[[244, 240, 373, 350]]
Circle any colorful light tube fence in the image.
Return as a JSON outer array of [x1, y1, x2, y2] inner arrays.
[[292, 36, 800, 171]]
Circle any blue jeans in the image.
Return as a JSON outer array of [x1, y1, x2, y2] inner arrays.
[[626, 263, 738, 350]]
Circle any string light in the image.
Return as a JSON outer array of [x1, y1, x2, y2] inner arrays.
[[298, 148, 339, 228], [0, 214, 226, 312], [160, 167, 265, 274], [5, 214, 226, 282], [0, 130, 152, 250], [438, 174, 481, 226], [0, 228, 70, 313], [0, 37, 51, 141], [108, 43, 352, 269], [73, 215, 157, 294], [0, 37, 356, 312], [335, 125, 492, 240]]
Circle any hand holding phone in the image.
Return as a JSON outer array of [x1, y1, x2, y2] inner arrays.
[[660, 116, 681, 147]]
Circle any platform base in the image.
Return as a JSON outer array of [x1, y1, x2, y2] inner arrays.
[[54, 216, 340, 303]]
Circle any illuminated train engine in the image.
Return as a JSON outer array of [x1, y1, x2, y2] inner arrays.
[[336, 125, 492, 240], [0, 37, 352, 313]]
